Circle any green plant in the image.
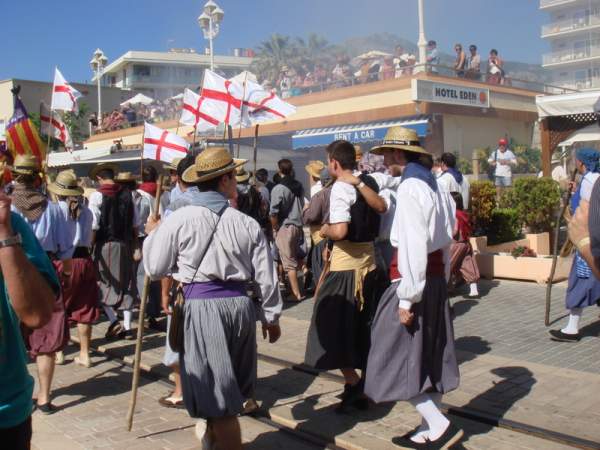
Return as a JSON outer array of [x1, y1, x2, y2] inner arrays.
[[512, 143, 541, 174], [473, 147, 491, 177], [456, 155, 473, 175], [509, 177, 560, 233], [488, 208, 522, 245], [511, 246, 537, 258], [470, 180, 496, 234]]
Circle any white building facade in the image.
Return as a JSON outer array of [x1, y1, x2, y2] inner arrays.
[[96, 49, 253, 100], [541, 0, 600, 90]]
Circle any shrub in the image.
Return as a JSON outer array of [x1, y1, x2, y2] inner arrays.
[[509, 177, 560, 233], [470, 180, 496, 233], [512, 144, 541, 175], [457, 156, 473, 175], [487, 208, 522, 245]]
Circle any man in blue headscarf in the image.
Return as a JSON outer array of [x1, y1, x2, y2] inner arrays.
[[551, 148, 600, 342]]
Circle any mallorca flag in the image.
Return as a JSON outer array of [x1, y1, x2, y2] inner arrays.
[[5, 97, 45, 164]]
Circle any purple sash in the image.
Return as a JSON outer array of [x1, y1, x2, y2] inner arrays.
[[184, 280, 246, 299]]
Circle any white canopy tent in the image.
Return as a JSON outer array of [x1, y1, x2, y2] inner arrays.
[[120, 93, 154, 106], [536, 90, 600, 118], [558, 123, 600, 147]]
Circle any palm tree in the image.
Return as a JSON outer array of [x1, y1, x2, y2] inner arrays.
[[296, 33, 334, 69], [251, 34, 301, 84]]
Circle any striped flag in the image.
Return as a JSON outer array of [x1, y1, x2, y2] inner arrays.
[[40, 102, 73, 152], [5, 97, 45, 164]]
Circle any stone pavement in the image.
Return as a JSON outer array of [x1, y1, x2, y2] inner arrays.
[[29, 279, 600, 449]]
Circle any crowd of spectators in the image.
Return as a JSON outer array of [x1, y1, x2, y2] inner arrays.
[[89, 97, 183, 134], [447, 41, 506, 84]]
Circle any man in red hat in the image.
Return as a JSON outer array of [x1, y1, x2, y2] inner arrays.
[[488, 138, 517, 197]]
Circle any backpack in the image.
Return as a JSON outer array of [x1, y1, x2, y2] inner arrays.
[[237, 185, 268, 227]]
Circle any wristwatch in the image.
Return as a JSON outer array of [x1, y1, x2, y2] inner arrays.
[[357, 181, 366, 189], [0, 234, 22, 249]]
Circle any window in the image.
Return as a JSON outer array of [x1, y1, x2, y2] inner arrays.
[[133, 65, 151, 77]]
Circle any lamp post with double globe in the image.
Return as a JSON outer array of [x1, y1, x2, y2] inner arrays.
[[198, 0, 225, 72]]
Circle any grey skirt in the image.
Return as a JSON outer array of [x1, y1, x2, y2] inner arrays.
[[94, 241, 136, 310], [310, 239, 327, 285], [180, 295, 257, 419], [365, 278, 460, 403]]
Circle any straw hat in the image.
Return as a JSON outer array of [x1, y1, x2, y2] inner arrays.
[[305, 160, 325, 179], [89, 162, 119, 180], [235, 166, 251, 183], [182, 147, 247, 184], [11, 154, 41, 175], [164, 158, 183, 173], [370, 126, 429, 155], [48, 170, 83, 197], [354, 145, 363, 161], [115, 171, 136, 183]]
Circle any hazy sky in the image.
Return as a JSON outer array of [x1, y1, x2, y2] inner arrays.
[[0, 0, 547, 83]]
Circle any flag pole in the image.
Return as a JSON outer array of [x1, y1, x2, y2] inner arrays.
[[126, 174, 164, 431], [236, 72, 249, 158], [253, 124, 259, 178], [140, 124, 146, 176]]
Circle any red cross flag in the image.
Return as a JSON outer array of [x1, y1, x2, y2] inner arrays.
[[180, 88, 218, 132], [51, 68, 82, 113], [40, 102, 73, 152], [240, 79, 296, 125], [199, 70, 245, 126], [143, 122, 189, 164]]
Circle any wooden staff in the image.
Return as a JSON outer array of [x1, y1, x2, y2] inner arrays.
[[545, 168, 578, 326], [252, 124, 259, 177], [126, 174, 164, 431], [236, 72, 249, 158]]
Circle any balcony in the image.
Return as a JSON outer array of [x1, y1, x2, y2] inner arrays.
[[559, 77, 600, 90], [542, 14, 600, 37], [540, 0, 583, 10], [543, 42, 600, 66]]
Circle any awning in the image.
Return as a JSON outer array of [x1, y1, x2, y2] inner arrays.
[[558, 123, 600, 146], [48, 147, 142, 168], [536, 91, 600, 118], [292, 116, 429, 150]]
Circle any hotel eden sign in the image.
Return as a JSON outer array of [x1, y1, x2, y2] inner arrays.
[[411, 79, 490, 108]]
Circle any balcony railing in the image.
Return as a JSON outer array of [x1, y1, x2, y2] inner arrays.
[[540, 0, 580, 8], [543, 42, 600, 65], [559, 77, 600, 89], [542, 14, 600, 36]]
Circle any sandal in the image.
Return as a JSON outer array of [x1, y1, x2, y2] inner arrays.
[[36, 402, 58, 415], [158, 394, 185, 409]]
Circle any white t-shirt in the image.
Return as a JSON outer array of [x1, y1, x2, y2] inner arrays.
[[488, 149, 517, 178], [310, 181, 323, 198]]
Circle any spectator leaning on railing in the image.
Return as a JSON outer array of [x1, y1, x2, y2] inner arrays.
[[466, 45, 481, 80]]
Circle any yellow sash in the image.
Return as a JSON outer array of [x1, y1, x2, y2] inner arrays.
[[310, 225, 324, 246], [330, 240, 376, 310]]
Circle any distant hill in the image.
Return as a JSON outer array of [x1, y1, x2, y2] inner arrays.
[[335, 33, 550, 83]]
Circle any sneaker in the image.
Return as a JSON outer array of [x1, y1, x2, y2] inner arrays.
[[195, 420, 215, 450], [549, 329, 581, 342]]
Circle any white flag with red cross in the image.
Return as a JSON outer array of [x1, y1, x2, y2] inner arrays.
[[143, 122, 189, 163], [240, 79, 296, 125], [198, 70, 245, 126], [179, 88, 218, 131], [51, 68, 82, 113], [40, 102, 73, 151]]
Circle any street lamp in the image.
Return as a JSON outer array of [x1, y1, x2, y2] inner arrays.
[[90, 48, 108, 122], [417, 0, 428, 71], [198, 0, 224, 72]]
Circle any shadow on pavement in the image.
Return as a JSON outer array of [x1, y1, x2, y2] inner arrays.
[[256, 367, 316, 412], [454, 366, 535, 449], [247, 430, 326, 449], [454, 336, 491, 365], [451, 299, 478, 318]]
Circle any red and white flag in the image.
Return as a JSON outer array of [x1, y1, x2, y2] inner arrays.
[[51, 68, 82, 113], [40, 102, 73, 151], [198, 70, 245, 126], [241, 79, 296, 124], [143, 122, 189, 163], [179, 88, 218, 132]]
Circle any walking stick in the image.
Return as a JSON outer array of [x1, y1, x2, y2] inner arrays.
[[545, 169, 578, 326], [252, 124, 259, 177], [126, 174, 164, 431]]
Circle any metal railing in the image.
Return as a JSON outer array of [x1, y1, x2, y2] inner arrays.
[[558, 77, 600, 89], [543, 41, 600, 65], [541, 14, 600, 36]]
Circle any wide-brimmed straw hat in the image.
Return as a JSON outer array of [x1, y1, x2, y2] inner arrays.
[[370, 126, 429, 155], [115, 171, 136, 183], [182, 147, 247, 184], [11, 154, 41, 175], [48, 170, 83, 197], [235, 166, 251, 183], [164, 158, 183, 173], [89, 162, 119, 180], [305, 160, 325, 179]]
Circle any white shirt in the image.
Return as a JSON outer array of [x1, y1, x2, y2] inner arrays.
[[581, 172, 600, 202], [488, 149, 517, 178], [437, 171, 470, 209], [378, 188, 396, 240], [58, 201, 93, 248], [310, 181, 323, 198], [390, 178, 456, 310]]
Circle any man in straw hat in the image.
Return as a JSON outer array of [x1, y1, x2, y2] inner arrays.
[[305, 160, 325, 198], [143, 147, 282, 450], [0, 170, 59, 447], [10, 155, 74, 414], [88, 163, 139, 341], [165, 157, 184, 204], [364, 126, 463, 447], [304, 140, 389, 413], [48, 170, 99, 368]]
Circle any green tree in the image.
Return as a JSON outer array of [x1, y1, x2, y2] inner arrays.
[[251, 34, 300, 83]]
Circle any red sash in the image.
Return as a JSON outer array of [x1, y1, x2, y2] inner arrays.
[[389, 249, 445, 280]]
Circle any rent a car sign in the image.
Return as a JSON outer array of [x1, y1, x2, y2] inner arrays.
[[411, 79, 490, 108]]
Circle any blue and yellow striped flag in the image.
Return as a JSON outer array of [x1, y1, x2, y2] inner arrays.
[[6, 97, 46, 164]]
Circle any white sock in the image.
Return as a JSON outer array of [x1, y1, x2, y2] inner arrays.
[[410, 393, 450, 442], [469, 283, 479, 296], [123, 310, 133, 331], [103, 306, 118, 324], [561, 308, 582, 335]]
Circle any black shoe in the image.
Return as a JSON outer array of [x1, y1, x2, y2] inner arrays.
[[105, 321, 123, 340], [147, 317, 164, 332], [335, 381, 364, 414], [549, 329, 580, 342], [427, 423, 464, 449], [118, 329, 136, 341], [391, 435, 429, 449]]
